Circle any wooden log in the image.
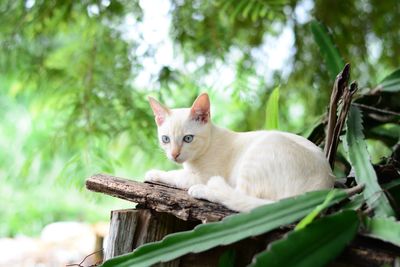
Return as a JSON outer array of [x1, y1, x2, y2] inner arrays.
[[132, 209, 197, 267], [88, 174, 399, 266], [132, 209, 196, 248], [104, 208, 198, 265], [86, 173, 236, 223], [104, 209, 139, 260]]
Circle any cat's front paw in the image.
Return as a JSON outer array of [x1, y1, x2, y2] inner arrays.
[[144, 169, 166, 183], [188, 184, 217, 202]]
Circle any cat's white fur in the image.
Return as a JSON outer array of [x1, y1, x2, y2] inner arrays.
[[145, 93, 334, 212]]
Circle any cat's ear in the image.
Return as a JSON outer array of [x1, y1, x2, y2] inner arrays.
[[148, 96, 170, 126], [190, 93, 210, 123]]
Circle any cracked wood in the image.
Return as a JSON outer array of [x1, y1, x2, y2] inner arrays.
[[86, 173, 236, 223]]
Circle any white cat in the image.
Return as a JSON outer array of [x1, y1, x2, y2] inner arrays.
[[145, 93, 334, 212]]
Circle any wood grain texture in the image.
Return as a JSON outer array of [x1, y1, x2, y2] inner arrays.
[[104, 209, 139, 260], [86, 173, 236, 223], [88, 174, 399, 266], [132, 209, 197, 267]]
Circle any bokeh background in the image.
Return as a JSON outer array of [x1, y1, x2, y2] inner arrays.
[[1, 0, 399, 240]]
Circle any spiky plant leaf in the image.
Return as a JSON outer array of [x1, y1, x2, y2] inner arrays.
[[345, 106, 395, 217], [295, 190, 337, 230], [101, 189, 348, 267], [364, 217, 400, 246], [250, 210, 359, 267], [311, 21, 344, 79]]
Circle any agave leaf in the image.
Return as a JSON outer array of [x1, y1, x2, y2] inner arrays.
[[311, 21, 344, 79], [345, 106, 395, 217], [364, 217, 400, 246], [379, 68, 400, 92], [250, 210, 359, 267], [102, 189, 348, 267], [265, 86, 280, 130]]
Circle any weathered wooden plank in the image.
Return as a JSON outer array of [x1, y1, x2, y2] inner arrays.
[[86, 173, 236, 223]]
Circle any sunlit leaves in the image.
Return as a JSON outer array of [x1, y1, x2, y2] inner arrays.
[[170, 0, 283, 60], [310, 20, 344, 79], [220, 0, 288, 22], [265, 86, 280, 130], [0, 0, 153, 155]]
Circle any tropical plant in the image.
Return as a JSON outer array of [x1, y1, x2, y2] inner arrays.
[[0, 2, 399, 259], [99, 20, 400, 267]]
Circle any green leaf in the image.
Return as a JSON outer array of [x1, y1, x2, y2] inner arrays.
[[242, 0, 256, 19], [250, 210, 359, 267], [311, 21, 345, 79], [265, 86, 280, 130], [379, 68, 400, 92], [295, 190, 337, 230], [345, 106, 395, 217], [364, 217, 400, 246], [231, 0, 248, 22], [102, 189, 348, 267], [370, 123, 400, 142]]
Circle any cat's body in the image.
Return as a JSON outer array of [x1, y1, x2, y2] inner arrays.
[[145, 94, 334, 212]]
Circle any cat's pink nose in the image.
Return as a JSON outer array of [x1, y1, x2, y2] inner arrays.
[[172, 152, 180, 160]]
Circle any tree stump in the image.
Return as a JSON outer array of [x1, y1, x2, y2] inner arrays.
[[86, 174, 400, 266], [104, 209, 139, 260], [104, 209, 195, 266]]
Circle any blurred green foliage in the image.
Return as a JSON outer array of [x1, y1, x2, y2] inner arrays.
[[0, 0, 399, 236]]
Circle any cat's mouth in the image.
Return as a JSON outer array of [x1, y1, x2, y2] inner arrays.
[[173, 157, 184, 164]]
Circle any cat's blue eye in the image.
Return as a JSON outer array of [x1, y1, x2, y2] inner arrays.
[[161, 135, 170, 144], [183, 135, 194, 143]]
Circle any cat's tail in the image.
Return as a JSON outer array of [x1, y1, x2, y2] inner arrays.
[[188, 176, 274, 212]]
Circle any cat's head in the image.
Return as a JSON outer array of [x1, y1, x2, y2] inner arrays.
[[148, 93, 212, 163]]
